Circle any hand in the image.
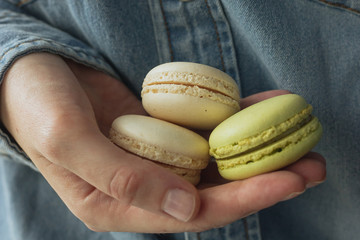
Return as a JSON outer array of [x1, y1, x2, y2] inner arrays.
[[0, 53, 326, 233]]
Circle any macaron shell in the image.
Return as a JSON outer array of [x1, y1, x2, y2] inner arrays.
[[216, 117, 323, 180], [142, 91, 239, 130], [209, 94, 309, 149], [210, 104, 313, 159], [142, 62, 241, 130], [110, 115, 210, 169], [143, 62, 240, 101]]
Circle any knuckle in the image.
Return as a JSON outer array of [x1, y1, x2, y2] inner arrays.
[[35, 111, 88, 162], [109, 167, 142, 205]]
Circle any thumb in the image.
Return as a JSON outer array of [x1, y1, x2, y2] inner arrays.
[[38, 127, 200, 222]]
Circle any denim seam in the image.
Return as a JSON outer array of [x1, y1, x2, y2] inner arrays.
[[0, 38, 118, 86], [0, 38, 104, 62], [312, 0, 360, 15], [204, 0, 225, 72], [159, 0, 174, 62]]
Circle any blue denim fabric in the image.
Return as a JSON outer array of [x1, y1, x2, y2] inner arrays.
[[0, 0, 359, 239], [220, 1, 360, 240]]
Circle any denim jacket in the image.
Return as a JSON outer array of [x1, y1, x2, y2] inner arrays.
[[0, 1, 359, 239]]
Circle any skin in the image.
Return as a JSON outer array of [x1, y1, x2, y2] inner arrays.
[[0, 53, 326, 233]]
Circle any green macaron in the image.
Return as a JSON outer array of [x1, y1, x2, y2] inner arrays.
[[209, 94, 323, 180]]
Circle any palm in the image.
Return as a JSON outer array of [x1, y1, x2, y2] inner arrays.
[[66, 61, 147, 135]]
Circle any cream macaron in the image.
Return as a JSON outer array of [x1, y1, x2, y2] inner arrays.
[[209, 94, 323, 180], [109, 115, 210, 185], [141, 62, 241, 130]]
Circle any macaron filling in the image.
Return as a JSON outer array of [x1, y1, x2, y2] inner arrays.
[[215, 116, 321, 168], [156, 162, 201, 178], [210, 104, 314, 159], [216, 116, 321, 169], [142, 84, 240, 110], [143, 71, 240, 101], [109, 128, 209, 169]]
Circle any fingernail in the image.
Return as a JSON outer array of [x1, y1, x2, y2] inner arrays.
[[162, 188, 196, 222], [306, 180, 325, 189], [282, 190, 305, 201]]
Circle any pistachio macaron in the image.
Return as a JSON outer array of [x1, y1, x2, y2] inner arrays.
[[209, 94, 323, 180], [109, 115, 210, 185], [141, 62, 241, 130]]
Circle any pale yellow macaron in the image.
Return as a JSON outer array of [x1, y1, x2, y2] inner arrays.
[[209, 94, 323, 180], [109, 115, 210, 185], [141, 62, 241, 130]]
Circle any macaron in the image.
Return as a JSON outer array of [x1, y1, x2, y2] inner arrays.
[[209, 94, 323, 180], [109, 115, 210, 185], [141, 62, 241, 130]]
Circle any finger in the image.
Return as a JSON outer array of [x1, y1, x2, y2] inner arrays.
[[50, 132, 200, 222], [108, 170, 308, 232], [32, 150, 198, 233], [192, 171, 306, 230], [27, 124, 318, 233], [284, 152, 326, 187], [240, 89, 291, 109], [39, 164, 307, 233]]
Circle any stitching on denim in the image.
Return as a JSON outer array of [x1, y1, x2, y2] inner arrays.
[[317, 0, 360, 14], [0, 39, 43, 60], [0, 38, 118, 86], [243, 218, 250, 240], [204, 0, 226, 72], [159, 0, 174, 62], [0, 38, 104, 62]]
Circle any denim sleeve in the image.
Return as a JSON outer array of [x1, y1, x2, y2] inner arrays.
[[0, 2, 117, 170]]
